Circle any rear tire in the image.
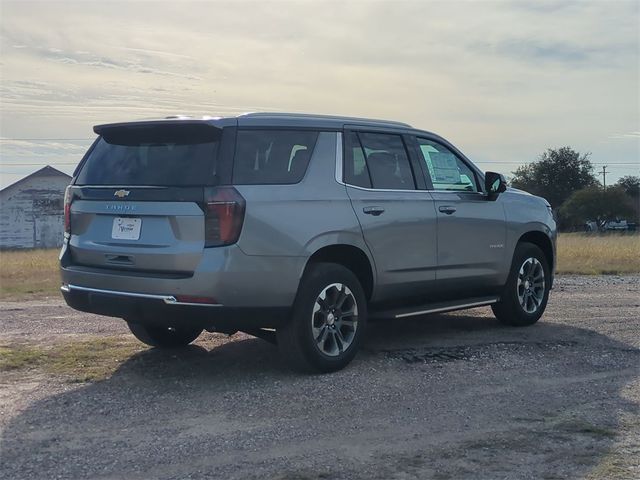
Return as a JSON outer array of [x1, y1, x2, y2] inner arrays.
[[277, 262, 367, 373], [492, 242, 551, 326], [127, 322, 202, 348]]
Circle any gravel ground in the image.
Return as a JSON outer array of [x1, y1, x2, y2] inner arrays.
[[0, 275, 639, 480]]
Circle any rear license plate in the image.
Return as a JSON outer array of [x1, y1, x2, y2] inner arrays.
[[111, 217, 142, 240]]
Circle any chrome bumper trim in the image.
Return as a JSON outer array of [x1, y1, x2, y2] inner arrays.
[[61, 284, 223, 307]]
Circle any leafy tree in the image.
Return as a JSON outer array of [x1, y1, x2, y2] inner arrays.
[[616, 175, 639, 199], [559, 186, 636, 226], [511, 147, 598, 208], [615, 175, 640, 222]]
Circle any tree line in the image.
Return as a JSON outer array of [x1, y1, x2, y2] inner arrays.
[[510, 146, 639, 231]]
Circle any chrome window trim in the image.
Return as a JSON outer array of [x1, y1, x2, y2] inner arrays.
[[342, 183, 431, 194], [426, 186, 483, 195], [335, 131, 343, 184]]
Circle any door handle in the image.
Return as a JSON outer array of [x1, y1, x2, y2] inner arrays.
[[363, 206, 385, 216], [438, 205, 457, 215]]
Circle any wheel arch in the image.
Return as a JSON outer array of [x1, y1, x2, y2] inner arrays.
[[303, 244, 375, 300], [517, 230, 555, 282]]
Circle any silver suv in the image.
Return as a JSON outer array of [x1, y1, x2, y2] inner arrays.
[[60, 113, 556, 372]]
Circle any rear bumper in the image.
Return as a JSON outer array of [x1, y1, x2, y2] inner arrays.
[[59, 242, 303, 330], [60, 242, 304, 306], [61, 284, 289, 332]]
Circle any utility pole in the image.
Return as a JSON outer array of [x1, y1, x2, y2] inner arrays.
[[599, 165, 608, 191]]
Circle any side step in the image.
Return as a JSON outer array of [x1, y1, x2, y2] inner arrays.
[[370, 296, 500, 320]]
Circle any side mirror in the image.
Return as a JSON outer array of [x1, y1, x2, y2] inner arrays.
[[485, 171, 507, 198]]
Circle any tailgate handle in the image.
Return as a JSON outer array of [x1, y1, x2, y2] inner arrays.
[[105, 254, 134, 265]]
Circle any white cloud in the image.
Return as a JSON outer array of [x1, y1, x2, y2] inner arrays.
[[609, 132, 640, 140], [0, 0, 638, 188]]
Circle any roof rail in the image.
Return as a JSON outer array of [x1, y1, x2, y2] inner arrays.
[[239, 112, 412, 128]]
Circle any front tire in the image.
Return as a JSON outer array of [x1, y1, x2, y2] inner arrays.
[[492, 242, 551, 326], [277, 263, 367, 373], [127, 322, 202, 348]]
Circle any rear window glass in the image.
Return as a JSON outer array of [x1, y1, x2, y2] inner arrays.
[[76, 124, 220, 186], [344, 131, 371, 188], [232, 129, 319, 185]]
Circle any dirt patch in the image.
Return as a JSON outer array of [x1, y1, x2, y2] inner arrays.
[[0, 275, 639, 480]]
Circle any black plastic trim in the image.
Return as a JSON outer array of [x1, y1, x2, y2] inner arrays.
[[62, 289, 289, 331], [69, 185, 206, 203], [64, 264, 193, 279]]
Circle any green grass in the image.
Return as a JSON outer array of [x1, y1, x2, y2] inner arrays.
[[0, 345, 44, 370], [0, 337, 144, 382]]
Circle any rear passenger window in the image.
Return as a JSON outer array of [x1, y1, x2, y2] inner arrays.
[[344, 131, 372, 188], [343, 132, 415, 190], [232, 130, 319, 184], [416, 138, 479, 192]]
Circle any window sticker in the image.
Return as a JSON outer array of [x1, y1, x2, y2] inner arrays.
[[430, 152, 461, 184]]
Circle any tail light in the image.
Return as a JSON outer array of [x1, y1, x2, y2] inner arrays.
[[203, 187, 246, 247], [63, 185, 72, 235]]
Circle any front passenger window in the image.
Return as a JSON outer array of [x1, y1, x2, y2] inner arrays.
[[416, 138, 478, 192]]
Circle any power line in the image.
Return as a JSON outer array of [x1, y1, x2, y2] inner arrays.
[[2, 163, 80, 166], [0, 139, 638, 165], [1, 162, 638, 168], [475, 162, 638, 165], [0, 138, 93, 141], [1, 159, 638, 165]]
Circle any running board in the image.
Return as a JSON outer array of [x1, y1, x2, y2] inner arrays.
[[370, 296, 500, 320]]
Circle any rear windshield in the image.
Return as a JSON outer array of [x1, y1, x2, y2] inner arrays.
[[76, 124, 220, 186], [232, 129, 319, 184]]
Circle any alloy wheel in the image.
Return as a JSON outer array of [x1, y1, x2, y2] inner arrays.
[[311, 283, 359, 356], [517, 257, 545, 314]]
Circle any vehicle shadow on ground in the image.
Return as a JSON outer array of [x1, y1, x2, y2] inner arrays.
[[2, 312, 639, 480]]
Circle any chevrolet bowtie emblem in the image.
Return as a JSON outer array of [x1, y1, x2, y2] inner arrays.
[[114, 189, 130, 198]]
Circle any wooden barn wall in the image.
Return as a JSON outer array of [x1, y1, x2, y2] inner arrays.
[[0, 175, 70, 249]]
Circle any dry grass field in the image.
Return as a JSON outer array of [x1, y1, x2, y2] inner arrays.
[[0, 248, 60, 299], [0, 234, 638, 299], [557, 233, 640, 275]]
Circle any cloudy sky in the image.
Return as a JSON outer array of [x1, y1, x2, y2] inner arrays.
[[1, 0, 638, 189]]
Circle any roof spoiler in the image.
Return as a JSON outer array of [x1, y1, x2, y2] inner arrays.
[[93, 118, 230, 135]]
